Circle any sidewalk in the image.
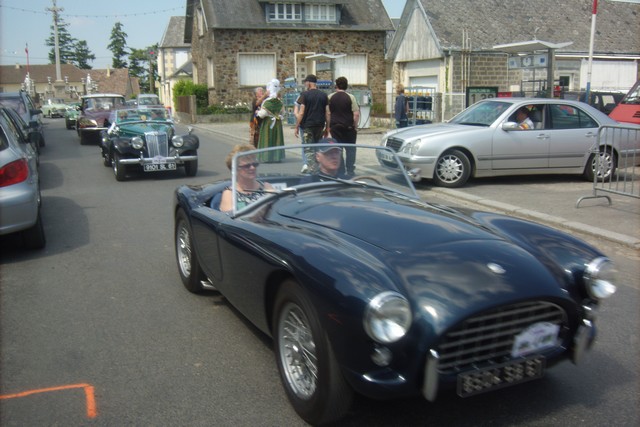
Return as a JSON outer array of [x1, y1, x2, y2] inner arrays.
[[190, 120, 640, 249]]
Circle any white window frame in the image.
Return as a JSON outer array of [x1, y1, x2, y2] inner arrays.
[[238, 53, 277, 87], [304, 4, 337, 23], [268, 3, 302, 21], [207, 57, 215, 88], [335, 54, 368, 86]]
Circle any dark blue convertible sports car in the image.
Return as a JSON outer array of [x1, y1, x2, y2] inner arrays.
[[173, 144, 616, 425]]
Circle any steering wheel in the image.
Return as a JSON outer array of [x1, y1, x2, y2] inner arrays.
[[351, 176, 381, 185]]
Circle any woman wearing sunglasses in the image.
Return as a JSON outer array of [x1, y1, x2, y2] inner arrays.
[[219, 144, 273, 212]]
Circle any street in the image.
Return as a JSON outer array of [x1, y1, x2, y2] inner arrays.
[[1, 118, 638, 426]]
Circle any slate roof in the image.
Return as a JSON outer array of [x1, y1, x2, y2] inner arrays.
[[401, 0, 639, 54], [0, 64, 139, 95], [185, 0, 393, 36], [160, 16, 189, 48]]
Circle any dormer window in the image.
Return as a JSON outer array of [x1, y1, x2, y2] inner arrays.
[[265, 2, 339, 24], [269, 3, 302, 21], [305, 4, 337, 22]]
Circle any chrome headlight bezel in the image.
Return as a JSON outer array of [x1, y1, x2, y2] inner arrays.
[[364, 291, 412, 343], [584, 257, 617, 300], [131, 136, 144, 149], [172, 135, 184, 148]]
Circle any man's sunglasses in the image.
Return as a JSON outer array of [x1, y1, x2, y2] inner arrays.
[[238, 162, 260, 169]]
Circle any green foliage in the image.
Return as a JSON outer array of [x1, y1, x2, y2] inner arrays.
[[108, 22, 128, 69], [172, 80, 209, 109], [371, 102, 386, 116], [200, 103, 251, 115]]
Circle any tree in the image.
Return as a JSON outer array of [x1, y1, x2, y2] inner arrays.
[[128, 45, 159, 93], [45, 16, 95, 69], [45, 17, 76, 65], [74, 40, 96, 70], [108, 22, 128, 69]]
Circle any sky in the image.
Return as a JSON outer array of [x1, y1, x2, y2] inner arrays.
[[0, 0, 407, 69]]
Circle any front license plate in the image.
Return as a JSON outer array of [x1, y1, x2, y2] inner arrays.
[[144, 162, 176, 172], [378, 151, 394, 162], [457, 356, 545, 398]]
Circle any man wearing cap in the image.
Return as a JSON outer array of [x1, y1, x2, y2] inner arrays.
[[295, 74, 330, 173], [299, 138, 349, 184]]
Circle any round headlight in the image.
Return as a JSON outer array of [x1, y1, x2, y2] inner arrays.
[[131, 137, 144, 149], [172, 135, 184, 148], [364, 291, 412, 343], [584, 257, 617, 300], [401, 142, 412, 154]]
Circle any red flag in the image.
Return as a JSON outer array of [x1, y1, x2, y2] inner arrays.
[[25, 44, 28, 54]]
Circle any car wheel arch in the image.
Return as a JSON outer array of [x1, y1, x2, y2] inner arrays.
[[432, 147, 476, 187]]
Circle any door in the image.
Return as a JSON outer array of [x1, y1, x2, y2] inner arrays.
[[547, 104, 599, 169]]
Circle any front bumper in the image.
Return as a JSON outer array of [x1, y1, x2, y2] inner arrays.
[[117, 154, 197, 166], [395, 153, 437, 180]]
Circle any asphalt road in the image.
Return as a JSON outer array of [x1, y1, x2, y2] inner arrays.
[[1, 118, 638, 426]]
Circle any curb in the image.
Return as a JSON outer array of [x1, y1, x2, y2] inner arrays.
[[432, 188, 640, 250]]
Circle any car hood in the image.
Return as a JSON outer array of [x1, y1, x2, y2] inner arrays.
[[385, 123, 485, 141], [277, 189, 573, 327]]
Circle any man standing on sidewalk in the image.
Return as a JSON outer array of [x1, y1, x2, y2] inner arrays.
[[295, 74, 329, 173], [328, 76, 360, 176]]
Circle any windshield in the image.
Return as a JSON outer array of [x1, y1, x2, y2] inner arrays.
[[83, 96, 125, 111], [113, 107, 170, 124], [620, 81, 640, 105], [449, 100, 512, 126], [227, 144, 418, 215]]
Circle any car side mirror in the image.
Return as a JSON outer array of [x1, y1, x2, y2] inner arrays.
[[28, 120, 39, 129], [502, 122, 520, 131], [30, 108, 42, 116]]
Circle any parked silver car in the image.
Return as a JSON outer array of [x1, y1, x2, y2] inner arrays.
[[381, 97, 638, 187], [0, 107, 45, 249]]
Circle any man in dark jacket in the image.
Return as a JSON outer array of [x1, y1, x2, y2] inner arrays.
[[295, 74, 329, 173], [328, 76, 360, 175]]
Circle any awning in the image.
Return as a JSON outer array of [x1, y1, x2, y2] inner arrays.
[[493, 40, 573, 54]]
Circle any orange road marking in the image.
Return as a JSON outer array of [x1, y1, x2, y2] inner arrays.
[[0, 383, 97, 418]]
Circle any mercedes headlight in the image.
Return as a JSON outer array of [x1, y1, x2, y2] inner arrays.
[[131, 137, 144, 149], [172, 135, 184, 148], [584, 257, 617, 300], [410, 139, 423, 155], [364, 292, 412, 343]]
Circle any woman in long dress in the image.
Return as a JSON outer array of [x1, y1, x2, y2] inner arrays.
[[256, 79, 285, 163]]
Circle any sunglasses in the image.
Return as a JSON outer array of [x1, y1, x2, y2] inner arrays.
[[238, 162, 260, 169]]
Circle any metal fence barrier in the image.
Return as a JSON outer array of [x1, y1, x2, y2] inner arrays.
[[576, 124, 640, 208]]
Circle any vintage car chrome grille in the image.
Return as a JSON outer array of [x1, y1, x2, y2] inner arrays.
[[436, 301, 567, 374], [145, 132, 169, 157], [385, 137, 403, 152]]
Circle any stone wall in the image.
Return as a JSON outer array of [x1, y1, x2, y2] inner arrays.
[[191, 29, 388, 106]]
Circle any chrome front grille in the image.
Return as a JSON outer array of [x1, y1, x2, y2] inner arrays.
[[145, 132, 169, 157], [385, 137, 403, 152], [437, 301, 567, 375]]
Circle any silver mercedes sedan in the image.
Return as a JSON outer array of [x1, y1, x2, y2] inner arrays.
[[381, 98, 639, 187]]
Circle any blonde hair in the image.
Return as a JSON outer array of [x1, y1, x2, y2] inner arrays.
[[225, 144, 256, 170]]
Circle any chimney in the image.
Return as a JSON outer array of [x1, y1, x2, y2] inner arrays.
[[15, 63, 21, 69], [107, 67, 111, 77]]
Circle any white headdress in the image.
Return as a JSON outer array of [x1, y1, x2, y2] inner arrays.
[[266, 79, 281, 99]]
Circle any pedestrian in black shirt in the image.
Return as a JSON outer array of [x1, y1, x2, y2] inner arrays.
[[295, 74, 329, 173], [328, 76, 360, 175]]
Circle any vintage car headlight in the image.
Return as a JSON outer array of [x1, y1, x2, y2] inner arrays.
[[364, 291, 412, 343], [584, 257, 617, 300], [131, 137, 144, 149], [172, 135, 184, 148]]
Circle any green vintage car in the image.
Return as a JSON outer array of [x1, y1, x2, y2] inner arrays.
[[64, 102, 81, 130]]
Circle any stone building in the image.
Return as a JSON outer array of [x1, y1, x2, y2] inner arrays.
[[185, 0, 393, 106], [387, 0, 640, 119]]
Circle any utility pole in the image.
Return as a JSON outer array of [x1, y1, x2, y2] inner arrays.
[[46, 0, 64, 83]]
